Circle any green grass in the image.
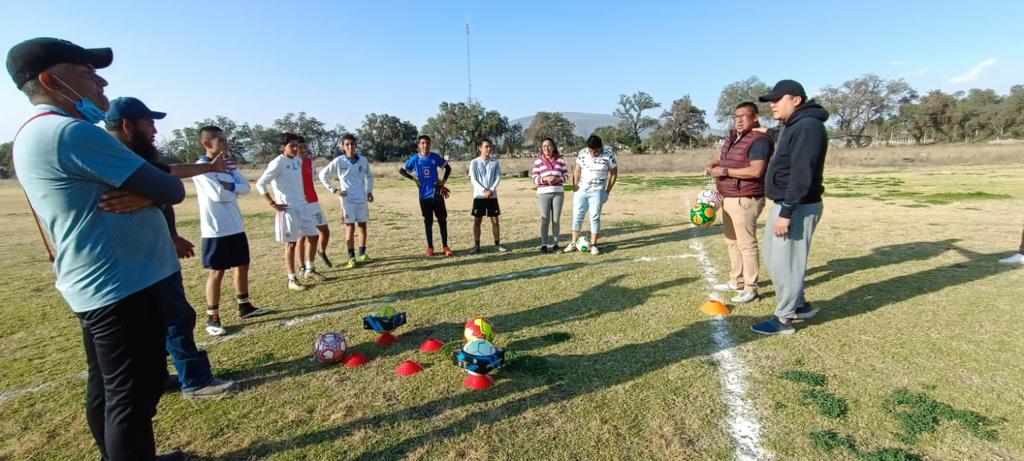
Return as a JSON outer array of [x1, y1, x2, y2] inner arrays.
[[1, 164, 1023, 460], [801, 389, 849, 418], [779, 370, 827, 387]]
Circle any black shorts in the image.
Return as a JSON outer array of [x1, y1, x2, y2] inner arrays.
[[471, 198, 501, 217], [418, 195, 448, 220], [201, 232, 251, 270]]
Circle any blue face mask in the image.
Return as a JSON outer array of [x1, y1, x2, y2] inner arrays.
[[52, 76, 107, 124]]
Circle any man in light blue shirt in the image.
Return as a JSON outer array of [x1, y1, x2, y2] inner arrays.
[[9, 38, 187, 461]]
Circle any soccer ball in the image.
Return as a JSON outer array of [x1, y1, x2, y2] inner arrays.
[[313, 332, 347, 365], [576, 235, 590, 253], [697, 188, 722, 209], [690, 203, 717, 227], [464, 316, 496, 343], [463, 339, 497, 357], [374, 305, 397, 318]]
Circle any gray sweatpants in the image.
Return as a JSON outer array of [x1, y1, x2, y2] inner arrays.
[[764, 201, 823, 320], [537, 192, 564, 245]]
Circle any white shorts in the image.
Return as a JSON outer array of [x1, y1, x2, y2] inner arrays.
[[341, 199, 369, 224], [307, 202, 328, 227], [275, 204, 317, 243]]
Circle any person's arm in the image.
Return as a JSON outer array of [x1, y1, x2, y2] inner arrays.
[[256, 159, 287, 211], [440, 163, 452, 185], [531, 159, 544, 185], [192, 173, 234, 203], [232, 169, 251, 195], [318, 159, 340, 194], [469, 160, 486, 192], [710, 137, 770, 180], [399, 168, 418, 185], [365, 160, 375, 202], [606, 167, 618, 193], [168, 153, 230, 179], [491, 162, 501, 192], [118, 163, 186, 205], [780, 124, 827, 219]]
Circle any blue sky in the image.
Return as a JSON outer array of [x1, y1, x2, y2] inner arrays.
[[2, 0, 1021, 142]]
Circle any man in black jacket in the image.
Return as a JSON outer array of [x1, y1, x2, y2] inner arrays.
[[751, 80, 829, 335]]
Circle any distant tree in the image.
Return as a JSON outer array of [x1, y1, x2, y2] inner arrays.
[[900, 90, 962, 143], [1003, 85, 1024, 138], [592, 125, 625, 149], [357, 113, 419, 162], [161, 115, 250, 163], [716, 76, 771, 126], [819, 74, 915, 145], [421, 101, 509, 159], [0, 142, 12, 172], [958, 88, 1003, 141], [524, 111, 578, 152], [243, 124, 284, 163], [650, 95, 709, 151], [272, 112, 341, 158], [495, 123, 527, 157], [613, 91, 660, 154]]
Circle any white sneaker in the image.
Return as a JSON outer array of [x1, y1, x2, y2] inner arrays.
[[563, 243, 577, 253], [998, 253, 1024, 265], [590, 245, 600, 255], [712, 282, 741, 291], [730, 291, 758, 304], [288, 279, 306, 291], [182, 378, 236, 400]]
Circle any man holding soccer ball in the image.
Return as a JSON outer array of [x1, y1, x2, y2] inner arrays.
[[706, 102, 773, 304]]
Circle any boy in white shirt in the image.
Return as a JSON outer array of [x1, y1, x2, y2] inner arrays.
[[319, 134, 374, 269], [193, 126, 269, 335], [468, 139, 507, 254], [256, 133, 315, 290]]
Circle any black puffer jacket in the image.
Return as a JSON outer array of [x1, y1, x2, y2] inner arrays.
[[765, 101, 829, 218]]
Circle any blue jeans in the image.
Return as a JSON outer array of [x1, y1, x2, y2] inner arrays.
[[159, 271, 213, 392], [572, 189, 608, 233]]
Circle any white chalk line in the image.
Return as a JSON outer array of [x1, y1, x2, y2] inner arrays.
[[689, 236, 771, 461]]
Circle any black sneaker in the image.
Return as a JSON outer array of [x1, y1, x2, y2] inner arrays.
[[206, 314, 226, 336], [156, 450, 187, 461], [318, 251, 333, 268], [164, 373, 181, 393], [469, 246, 481, 255], [239, 304, 270, 319], [540, 245, 549, 254]]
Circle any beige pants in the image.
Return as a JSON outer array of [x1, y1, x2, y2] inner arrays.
[[721, 196, 766, 292]]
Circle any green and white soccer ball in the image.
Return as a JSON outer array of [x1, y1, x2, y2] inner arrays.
[[576, 235, 590, 253]]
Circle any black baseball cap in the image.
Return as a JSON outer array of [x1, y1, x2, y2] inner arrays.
[[6, 37, 112, 88], [105, 97, 166, 122], [759, 79, 807, 102]]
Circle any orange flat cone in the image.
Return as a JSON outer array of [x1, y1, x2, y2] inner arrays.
[[395, 360, 424, 376], [700, 299, 730, 316], [464, 374, 495, 390], [419, 338, 445, 353], [375, 332, 398, 346], [343, 352, 370, 368]]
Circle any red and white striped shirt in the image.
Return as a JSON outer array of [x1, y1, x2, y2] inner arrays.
[[531, 154, 568, 194]]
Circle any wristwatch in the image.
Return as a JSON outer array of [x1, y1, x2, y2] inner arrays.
[[721, 168, 729, 178]]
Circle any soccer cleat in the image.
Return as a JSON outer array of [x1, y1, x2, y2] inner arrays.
[[443, 246, 454, 257], [730, 291, 758, 304], [590, 245, 600, 255], [303, 268, 325, 281], [425, 247, 435, 257], [356, 254, 373, 264], [540, 245, 549, 254], [793, 303, 818, 320], [346, 258, 357, 269], [495, 245, 508, 253], [998, 253, 1024, 265], [712, 282, 742, 291], [206, 315, 226, 336], [469, 246, 481, 255], [288, 279, 306, 291], [238, 305, 270, 319], [318, 251, 333, 268], [563, 243, 577, 253], [182, 378, 236, 400], [751, 317, 795, 335], [156, 450, 187, 461]]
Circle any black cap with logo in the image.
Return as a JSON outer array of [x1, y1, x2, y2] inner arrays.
[[6, 37, 112, 88]]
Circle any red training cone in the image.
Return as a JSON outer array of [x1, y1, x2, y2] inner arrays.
[[395, 360, 424, 376], [419, 338, 445, 353], [375, 332, 398, 346], [343, 352, 371, 368], [464, 374, 495, 390]]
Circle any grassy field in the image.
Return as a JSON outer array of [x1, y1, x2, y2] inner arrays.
[[0, 163, 1022, 460]]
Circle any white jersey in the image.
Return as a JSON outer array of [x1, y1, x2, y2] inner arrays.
[[318, 154, 374, 204], [192, 156, 251, 238], [256, 154, 304, 205], [575, 147, 617, 192]]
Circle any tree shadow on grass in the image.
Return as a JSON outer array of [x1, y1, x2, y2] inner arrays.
[[806, 239, 961, 286], [205, 238, 1012, 460]]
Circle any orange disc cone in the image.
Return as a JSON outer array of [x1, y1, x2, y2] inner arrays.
[[375, 332, 398, 346], [395, 360, 424, 376], [343, 352, 371, 368], [419, 338, 445, 353], [464, 374, 495, 390], [700, 299, 730, 316]]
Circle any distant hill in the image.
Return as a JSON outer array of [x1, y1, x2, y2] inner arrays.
[[510, 112, 621, 138]]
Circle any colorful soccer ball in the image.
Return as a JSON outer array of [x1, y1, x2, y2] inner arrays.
[[697, 188, 723, 209], [313, 332, 347, 365], [374, 305, 397, 318], [463, 339, 497, 357], [690, 203, 717, 227], [576, 235, 590, 253], [464, 316, 496, 343]]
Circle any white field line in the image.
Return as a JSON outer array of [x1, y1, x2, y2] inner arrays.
[[689, 236, 771, 461], [0, 382, 54, 405]]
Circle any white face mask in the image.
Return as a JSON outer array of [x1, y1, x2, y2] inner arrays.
[[51, 75, 106, 124]]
